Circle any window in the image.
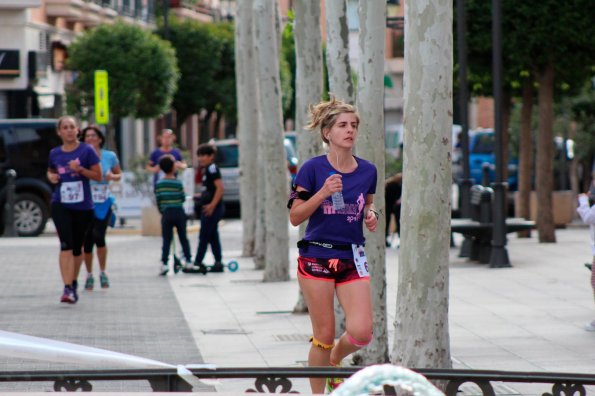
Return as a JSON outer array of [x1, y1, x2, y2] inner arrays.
[[215, 144, 239, 168], [472, 134, 495, 154]]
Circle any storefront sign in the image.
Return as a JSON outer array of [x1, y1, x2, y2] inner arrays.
[[94, 70, 109, 124]]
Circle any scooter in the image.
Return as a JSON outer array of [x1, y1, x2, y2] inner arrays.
[[182, 260, 239, 273]]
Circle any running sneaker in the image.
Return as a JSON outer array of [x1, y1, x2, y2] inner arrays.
[[325, 363, 344, 393], [60, 286, 76, 304], [182, 263, 208, 275], [99, 272, 109, 288], [173, 258, 183, 274], [160, 264, 169, 276], [585, 320, 595, 332], [85, 274, 94, 291], [72, 280, 79, 302], [209, 262, 224, 273]]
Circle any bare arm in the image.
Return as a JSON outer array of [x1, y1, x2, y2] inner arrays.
[[203, 179, 224, 216], [175, 160, 188, 170], [146, 162, 159, 174], [83, 163, 103, 182], [106, 164, 122, 182], [47, 168, 59, 184], [363, 194, 378, 232], [289, 174, 342, 226]]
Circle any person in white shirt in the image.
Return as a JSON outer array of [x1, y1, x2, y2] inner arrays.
[[577, 176, 595, 332]]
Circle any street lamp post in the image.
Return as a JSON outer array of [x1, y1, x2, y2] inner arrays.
[[489, 0, 511, 268]]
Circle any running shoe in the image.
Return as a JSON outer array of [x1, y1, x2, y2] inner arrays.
[[160, 264, 169, 276], [182, 263, 208, 275], [85, 274, 94, 291], [209, 262, 224, 273], [60, 286, 76, 304], [99, 272, 109, 288], [173, 258, 183, 274], [325, 363, 344, 393], [72, 280, 79, 302]]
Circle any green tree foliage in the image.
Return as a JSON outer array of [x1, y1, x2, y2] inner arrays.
[[570, 80, 595, 163], [281, 13, 296, 122], [67, 22, 179, 119], [156, 19, 233, 127], [209, 23, 237, 126], [460, 0, 595, 98]]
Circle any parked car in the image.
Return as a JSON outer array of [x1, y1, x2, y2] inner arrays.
[[198, 138, 297, 207], [0, 119, 60, 236], [467, 129, 518, 190]]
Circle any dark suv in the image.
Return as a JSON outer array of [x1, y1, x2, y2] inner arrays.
[[0, 119, 60, 236]]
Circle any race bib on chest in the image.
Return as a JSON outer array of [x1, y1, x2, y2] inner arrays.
[[91, 184, 109, 203], [351, 244, 369, 277], [60, 181, 84, 204]]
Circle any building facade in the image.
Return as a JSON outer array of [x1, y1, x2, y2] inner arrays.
[[0, 0, 156, 120]]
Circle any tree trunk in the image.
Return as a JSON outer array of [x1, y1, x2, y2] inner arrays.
[[323, 5, 353, 336], [325, 0, 354, 105], [517, 77, 533, 238], [354, 0, 388, 365], [292, 0, 324, 312], [253, 0, 290, 282], [535, 62, 556, 243], [393, 0, 452, 371], [235, 0, 259, 257], [254, 148, 266, 269]]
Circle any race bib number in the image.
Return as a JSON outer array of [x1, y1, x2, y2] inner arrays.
[[60, 181, 84, 204], [91, 184, 109, 203], [351, 244, 369, 277]]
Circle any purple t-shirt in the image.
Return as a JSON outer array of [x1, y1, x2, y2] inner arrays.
[[48, 143, 100, 210], [294, 155, 377, 259], [149, 148, 183, 184]]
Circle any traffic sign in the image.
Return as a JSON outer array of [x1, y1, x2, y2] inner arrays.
[[94, 70, 109, 125]]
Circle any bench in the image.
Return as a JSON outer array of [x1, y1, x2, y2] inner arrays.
[[451, 185, 535, 263]]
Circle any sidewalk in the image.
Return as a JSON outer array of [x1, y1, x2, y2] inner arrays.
[[0, 218, 594, 394], [169, 220, 595, 395]]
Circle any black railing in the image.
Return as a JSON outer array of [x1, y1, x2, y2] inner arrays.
[[1, 367, 594, 394]]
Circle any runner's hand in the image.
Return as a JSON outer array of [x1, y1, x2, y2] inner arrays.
[[364, 209, 378, 232]]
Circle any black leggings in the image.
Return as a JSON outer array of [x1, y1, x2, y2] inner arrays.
[[83, 209, 112, 253], [51, 202, 94, 256]]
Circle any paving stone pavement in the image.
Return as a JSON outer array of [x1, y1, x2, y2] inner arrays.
[[0, 232, 213, 392]]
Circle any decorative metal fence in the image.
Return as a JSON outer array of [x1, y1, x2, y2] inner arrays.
[[1, 366, 594, 394]]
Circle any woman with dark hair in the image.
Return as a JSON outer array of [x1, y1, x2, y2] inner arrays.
[[79, 125, 121, 291], [47, 116, 101, 303]]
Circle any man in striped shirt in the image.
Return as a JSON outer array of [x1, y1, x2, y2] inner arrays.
[[155, 155, 201, 275]]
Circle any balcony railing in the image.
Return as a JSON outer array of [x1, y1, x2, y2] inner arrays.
[[1, 366, 594, 394]]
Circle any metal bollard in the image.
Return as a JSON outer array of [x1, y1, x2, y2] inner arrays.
[[3, 169, 17, 237], [481, 162, 491, 186]]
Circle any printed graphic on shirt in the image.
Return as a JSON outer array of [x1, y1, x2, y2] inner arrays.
[[322, 192, 366, 223], [57, 158, 81, 178]]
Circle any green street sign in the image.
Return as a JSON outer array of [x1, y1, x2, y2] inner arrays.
[[94, 70, 109, 125]]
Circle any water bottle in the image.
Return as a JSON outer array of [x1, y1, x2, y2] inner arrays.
[[329, 172, 345, 210]]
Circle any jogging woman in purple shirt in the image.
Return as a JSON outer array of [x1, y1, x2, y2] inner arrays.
[[288, 97, 379, 394], [47, 116, 101, 304]]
